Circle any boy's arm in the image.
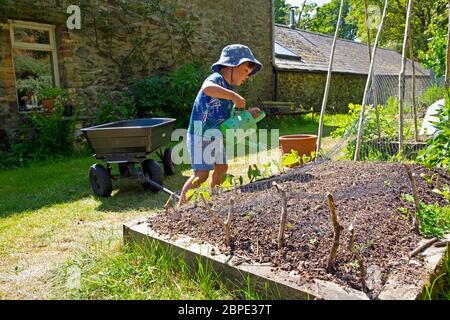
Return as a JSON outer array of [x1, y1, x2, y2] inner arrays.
[[202, 81, 246, 108]]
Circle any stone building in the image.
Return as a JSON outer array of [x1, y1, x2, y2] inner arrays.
[[274, 24, 431, 113], [0, 0, 274, 138]]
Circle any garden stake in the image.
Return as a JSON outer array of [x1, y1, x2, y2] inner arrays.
[[164, 194, 175, 215], [436, 175, 441, 190], [403, 164, 420, 233], [272, 182, 288, 250], [201, 194, 234, 247], [410, 237, 439, 257], [347, 224, 355, 252], [348, 224, 367, 292], [326, 193, 343, 271]]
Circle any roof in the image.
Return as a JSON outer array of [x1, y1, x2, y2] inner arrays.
[[274, 24, 430, 76]]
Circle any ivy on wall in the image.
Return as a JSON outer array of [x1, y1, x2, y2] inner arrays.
[[77, 0, 198, 80]]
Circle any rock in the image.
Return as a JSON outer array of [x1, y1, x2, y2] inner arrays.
[[366, 264, 383, 292], [408, 259, 422, 267], [289, 270, 299, 278]]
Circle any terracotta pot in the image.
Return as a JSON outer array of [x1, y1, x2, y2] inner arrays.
[[279, 134, 318, 156]]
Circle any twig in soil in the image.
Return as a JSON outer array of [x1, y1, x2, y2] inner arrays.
[[326, 193, 344, 271], [347, 224, 355, 251], [272, 182, 288, 250], [256, 236, 260, 256], [403, 164, 420, 233], [435, 174, 441, 190], [409, 237, 439, 257], [164, 194, 176, 215], [347, 224, 367, 292], [434, 240, 450, 248], [201, 194, 234, 247]]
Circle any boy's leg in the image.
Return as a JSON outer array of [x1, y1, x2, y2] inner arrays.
[[178, 170, 210, 206], [211, 164, 228, 193]]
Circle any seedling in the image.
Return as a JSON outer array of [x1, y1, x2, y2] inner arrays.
[[281, 149, 316, 168], [247, 164, 262, 183], [384, 179, 393, 188], [221, 173, 243, 191], [309, 237, 318, 246], [186, 178, 212, 204], [432, 184, 450, 203], [420, 173, 439, 186]]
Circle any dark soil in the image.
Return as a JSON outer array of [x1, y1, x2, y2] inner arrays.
[[147, 161, 450, 299]]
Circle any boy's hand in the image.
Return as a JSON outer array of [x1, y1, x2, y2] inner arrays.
[[233, 93, 246, 109], [249, 107, 261, 119]]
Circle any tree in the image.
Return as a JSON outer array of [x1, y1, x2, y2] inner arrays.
[[417, 0, 448, 78], [306, 0, 357, 40], [297, 2, 319, 30], [445, 0, 450, 86], [274, 0, 291, 24], [349, 0, 439, 56]]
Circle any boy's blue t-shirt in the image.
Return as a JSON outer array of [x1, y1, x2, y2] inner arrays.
[[187, 72, 233, 136]]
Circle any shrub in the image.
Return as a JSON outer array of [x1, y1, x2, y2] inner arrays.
[[37, 86, 66, 101], [417, 93, 450, 169], [0, 105, 76, 170], [96, 92, 137, 124], [95, 62, 208, 127], [419, 84, 448, 108]]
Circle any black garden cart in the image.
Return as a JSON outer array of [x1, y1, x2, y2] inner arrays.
[[81, 118, 179, 199]]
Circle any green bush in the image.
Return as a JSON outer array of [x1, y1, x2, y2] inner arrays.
[[95, 62, 208, 127], [0, 105, 76, 170], [37, 86, 66, 101], [167, 63, 209, 124], [419, 85, 448, 107], [417, 94, 450, 169], [96, 92, 137, 124]]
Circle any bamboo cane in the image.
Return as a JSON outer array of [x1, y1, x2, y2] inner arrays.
[[316, 0, 345, 156], [398, 0, 414, 154], [364, 0, 381, 139], [408, 32, 419, 142], [354, 0, 389, 161]]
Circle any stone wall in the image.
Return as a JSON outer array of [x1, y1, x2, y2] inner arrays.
[[0, 23, 19, 132], [276, 71, 367, 113], [0, 0, 274, 138]]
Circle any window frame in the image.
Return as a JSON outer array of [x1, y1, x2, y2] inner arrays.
[[9, 19, 61, 110]]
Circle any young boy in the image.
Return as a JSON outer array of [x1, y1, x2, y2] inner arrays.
[[178, 44, 263, 206]]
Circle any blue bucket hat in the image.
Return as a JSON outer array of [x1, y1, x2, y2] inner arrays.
[[211, 44, 263, 77]]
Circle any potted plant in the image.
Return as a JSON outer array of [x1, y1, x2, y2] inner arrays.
[[37, 86, 66, 112]]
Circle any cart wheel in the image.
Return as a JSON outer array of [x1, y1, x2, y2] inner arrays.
[[142, 159, 163, 192], [163, 147, 176, 176], [89, 164, 112, 197]]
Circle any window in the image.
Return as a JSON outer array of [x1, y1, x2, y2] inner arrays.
[[9, 20, 60, 112]]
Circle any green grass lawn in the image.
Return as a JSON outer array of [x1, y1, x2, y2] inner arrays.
[[0, 114, 448, 300]]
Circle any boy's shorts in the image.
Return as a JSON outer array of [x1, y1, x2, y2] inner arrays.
[[187, 133, 227, 171]]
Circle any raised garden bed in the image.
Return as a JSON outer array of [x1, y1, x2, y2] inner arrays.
[[124, 161, 450, 300]]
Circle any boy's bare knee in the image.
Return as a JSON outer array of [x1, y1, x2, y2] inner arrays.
[[194, 170, 209, 183]]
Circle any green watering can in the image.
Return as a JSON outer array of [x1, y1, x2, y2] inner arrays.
[[220, 105, 265, 135], [220, 105, 266, 150]]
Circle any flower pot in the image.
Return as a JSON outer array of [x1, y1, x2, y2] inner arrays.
[[279, 134, 318, 156], [41, 99, 55, 112]]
